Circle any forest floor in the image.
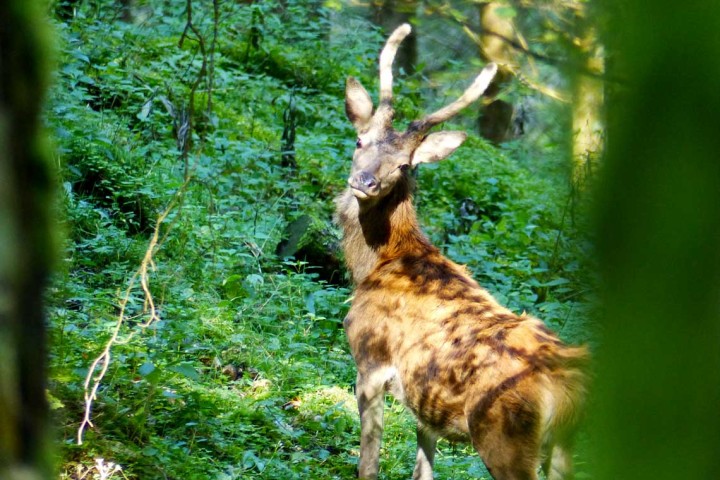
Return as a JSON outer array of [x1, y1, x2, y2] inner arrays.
[[46, 2, 594, 479]]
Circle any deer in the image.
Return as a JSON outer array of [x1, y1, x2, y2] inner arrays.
[[334, 24, 589, 480]]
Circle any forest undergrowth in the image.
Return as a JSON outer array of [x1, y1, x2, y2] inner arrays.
[[46, 1, 594, 478]]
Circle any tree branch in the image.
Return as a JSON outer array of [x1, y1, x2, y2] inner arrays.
[[427, 2, 621, 85], [77, 179, 191, 445]]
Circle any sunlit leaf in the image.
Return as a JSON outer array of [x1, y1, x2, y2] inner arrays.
[[168, 362, 200, 381]]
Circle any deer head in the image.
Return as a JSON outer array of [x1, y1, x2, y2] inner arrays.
[[344, 24, 497, 203]]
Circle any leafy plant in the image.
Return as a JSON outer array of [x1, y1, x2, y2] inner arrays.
[[45, 1, 593, 478]]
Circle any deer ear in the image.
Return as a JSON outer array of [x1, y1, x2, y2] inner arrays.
[[345, 77, 374, 130], [411, 131, 467, 165]]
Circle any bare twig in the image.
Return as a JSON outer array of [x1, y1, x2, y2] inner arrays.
[[78, 0, 220, 448], [178, 0, 194, 48], [427, 1, 620, 87], [178, 0, 208, 180], [207, 0, 220, 117], [77, 178, 191, 445]]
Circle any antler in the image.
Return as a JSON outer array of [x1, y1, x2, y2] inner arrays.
[[369, 23, 412, 129], [378, 23, 412, 106], [424, 63, 497, 127], [370, 23, 497, 136], [410, 63, 498, 135]]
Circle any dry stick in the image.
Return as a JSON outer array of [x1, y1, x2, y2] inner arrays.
[[77, 179, 190, 445], [179, 0, 208, 181], [79, 2, 212, 445], [207, 0, 220, 117]]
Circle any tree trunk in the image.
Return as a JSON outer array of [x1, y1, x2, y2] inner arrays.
[[570, 16, 604, 187], [0, 0, 55, 478], [592, 1, 720, 478], [369, 0, 418, 75], [477, 1, 515, 144], [55, 0, 82, 20], [118, 0, 135, 23]]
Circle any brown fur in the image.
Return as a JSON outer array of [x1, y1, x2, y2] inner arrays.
[[336, 177, 588, 479], [336, 24, 588, 480]]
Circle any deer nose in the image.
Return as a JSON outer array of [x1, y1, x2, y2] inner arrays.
[[349, 171, 379, 196], [356, 171, 377, 189]]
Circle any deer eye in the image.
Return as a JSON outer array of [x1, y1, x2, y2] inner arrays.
[[355, 138, 363, 148], [399, 164, 410, 172]]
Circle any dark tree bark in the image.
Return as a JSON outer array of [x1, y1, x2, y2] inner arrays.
[[369, 0, 418, 75], [477, 1, 516, 144], [592, 1, 720, 478], [0, 0, 55, 478], [118, 0, 135, 23], [55, 0, 82, 20]]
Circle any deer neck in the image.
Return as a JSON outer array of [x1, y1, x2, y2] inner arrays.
[[336, 178, 434, 285]]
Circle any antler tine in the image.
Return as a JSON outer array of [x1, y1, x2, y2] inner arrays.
[[415, 63, 498, 133], [378, 23, 412, 106]]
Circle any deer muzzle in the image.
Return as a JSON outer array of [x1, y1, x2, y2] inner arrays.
[[349, 171, 379, 199]]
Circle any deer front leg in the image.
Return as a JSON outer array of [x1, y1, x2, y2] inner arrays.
[[356, 370, 388, 479], [413, 423, 438, 480]]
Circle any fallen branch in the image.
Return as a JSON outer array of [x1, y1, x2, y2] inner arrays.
[[77, 178, 190, 445]]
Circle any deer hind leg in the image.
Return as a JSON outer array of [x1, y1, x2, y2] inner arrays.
[[412, 422, 438, 480], [355, 368, 393, 479]]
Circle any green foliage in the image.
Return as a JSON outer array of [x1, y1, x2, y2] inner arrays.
[[591, 1, 720, 479], [416, 135, 592, 340], [46, 1, 593, 479]]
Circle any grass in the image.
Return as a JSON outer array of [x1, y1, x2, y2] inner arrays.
[[46, 1, 593, 478]]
